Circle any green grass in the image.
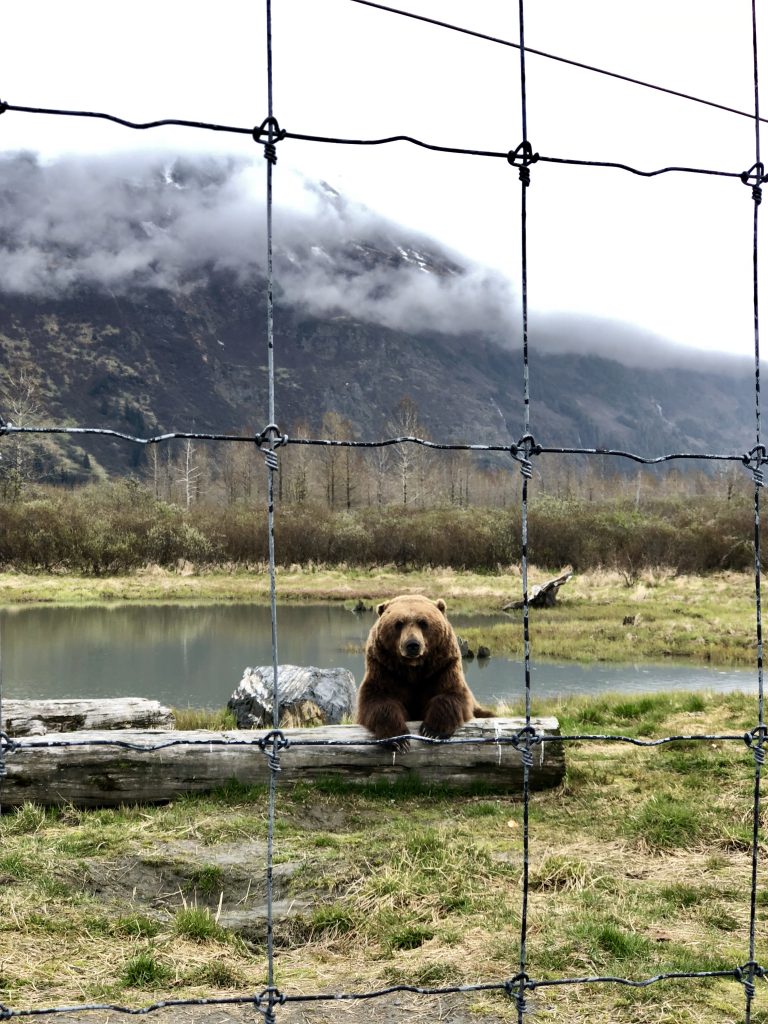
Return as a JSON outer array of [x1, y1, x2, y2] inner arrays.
[[187, 864, 225, 896], [173, 707, 238, 731], [172, 907, 229, 943], [622, 793, 704, 850], [120, 950, 172, 988]]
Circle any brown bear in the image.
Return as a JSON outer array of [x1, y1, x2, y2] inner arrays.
[[355, 594, 494, 747]]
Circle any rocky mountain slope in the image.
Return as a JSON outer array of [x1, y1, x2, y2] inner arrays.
[[0, 154, 755, 482]]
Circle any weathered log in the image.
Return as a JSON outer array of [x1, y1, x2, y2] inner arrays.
[[0, 717, 564, 807], [2, 698, 174, 737], [503, 571, 573, 611]]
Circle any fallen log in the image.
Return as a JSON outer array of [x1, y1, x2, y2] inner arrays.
[[0, 717, 564, 808], [503, 570, 573, 611], [2, 698, 174, 737]]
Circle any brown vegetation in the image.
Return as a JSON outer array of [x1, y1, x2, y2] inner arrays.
[[0, 473, 760, 577]]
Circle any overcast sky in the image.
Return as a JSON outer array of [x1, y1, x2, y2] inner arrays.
[[2, 0, 765, 357]]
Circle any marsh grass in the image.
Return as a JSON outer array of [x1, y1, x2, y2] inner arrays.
[[0, 690, 764, 1021]]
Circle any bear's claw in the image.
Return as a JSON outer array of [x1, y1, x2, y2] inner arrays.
[[385, 736, 411, 753], [419, 724, 453, 741]]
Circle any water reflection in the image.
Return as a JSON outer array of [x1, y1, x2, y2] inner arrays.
[[0, 603, 757, 709]]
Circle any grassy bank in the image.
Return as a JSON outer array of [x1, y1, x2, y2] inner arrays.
[[0, 691, 764, 1023], [0, 565, 761, 665]]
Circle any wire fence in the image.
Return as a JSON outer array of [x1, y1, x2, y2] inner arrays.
[[0, 0, 766, 1020]]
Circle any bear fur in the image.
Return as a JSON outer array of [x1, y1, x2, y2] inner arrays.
[[355, 594, 494, 747]]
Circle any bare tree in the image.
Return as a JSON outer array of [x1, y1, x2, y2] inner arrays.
[[387, 396, 428, 506], [320, 412, 356, 509], [368, 445, 391, 507], [0, 366, 44, 499], [283, 419, 314, 505], [176, 439, 201, 511], [220, 441, 258, 505]]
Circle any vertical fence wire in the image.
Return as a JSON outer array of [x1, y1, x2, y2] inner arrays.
[[262, 0, 283, 1016], [514, 0, 533, 1016], [746, 3, 765, 1019], [0, 618, 5, 816]]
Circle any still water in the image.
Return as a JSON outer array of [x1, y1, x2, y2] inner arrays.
[[0, 603, 758, 710]]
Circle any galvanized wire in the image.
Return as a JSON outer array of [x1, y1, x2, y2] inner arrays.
[[0, 420, 759, 468], [0, 100, 753, 179]]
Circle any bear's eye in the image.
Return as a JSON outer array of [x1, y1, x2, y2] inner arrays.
[[417, 619, 428, 630], [394, 619, 405, 630]]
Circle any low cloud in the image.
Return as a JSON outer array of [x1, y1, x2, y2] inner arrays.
[[0, 151, 517, 339], [0, 152, 746, 373]]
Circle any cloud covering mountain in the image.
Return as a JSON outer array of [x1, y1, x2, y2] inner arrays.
[[0, 151, 755, 482], [0, 152, 517, 339]]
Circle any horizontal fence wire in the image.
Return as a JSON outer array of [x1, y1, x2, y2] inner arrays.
[[0, 100, 763, 180], [0, 0, 767, 1019], [0, 419, 764, 469], [1, 729, 762, 753]]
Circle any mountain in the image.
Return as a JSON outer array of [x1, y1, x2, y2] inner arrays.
[[0, 154, 756, 482]]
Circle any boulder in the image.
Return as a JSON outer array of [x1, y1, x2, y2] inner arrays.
[[228, 665, 357, 729]]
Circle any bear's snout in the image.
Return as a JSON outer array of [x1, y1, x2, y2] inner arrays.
[[399, 627, 426, 660], [403, 637, 424, 658]]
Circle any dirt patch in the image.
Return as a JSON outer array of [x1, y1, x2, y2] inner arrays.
[[83, 839, 306, 937], [59, 992, 507, 1024]]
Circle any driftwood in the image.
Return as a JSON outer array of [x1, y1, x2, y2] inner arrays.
[[0, 717, 564, 808], [2, 698, 174, 737], [503, 571, 573, 611]]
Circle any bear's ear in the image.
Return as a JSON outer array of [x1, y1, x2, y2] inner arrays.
[[376, 601, 389, 617], [435, 598, 447, 616]]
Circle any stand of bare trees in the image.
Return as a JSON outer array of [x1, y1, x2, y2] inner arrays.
[[0, 382, 753, 516]]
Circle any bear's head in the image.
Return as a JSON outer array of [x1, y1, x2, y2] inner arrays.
[[373, 594, 452, 667]]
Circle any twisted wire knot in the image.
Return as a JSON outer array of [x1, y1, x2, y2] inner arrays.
[[508, 141, 539, 187], [0, 100, 7, 115], [736, 960, 766, 996], [741, 162, 768, 204], [256, 424, 288, 472], [256, 986, 286, 1024], [744, 724, 767, 765], [259, 729, 290, 771], [0, 415, 8, 436], [742, 444, 767, 486], [253, 117, 286, 164], [510, 434, 541, 479], [513, 725, 539, 769], [503, 973, 530, 1013]]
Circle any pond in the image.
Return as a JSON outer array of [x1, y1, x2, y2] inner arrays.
[[0, 603, 758, 710]]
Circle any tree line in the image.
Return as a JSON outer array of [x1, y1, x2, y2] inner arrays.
[[0, 477, 760, 576], [0, 370, 761, 575]]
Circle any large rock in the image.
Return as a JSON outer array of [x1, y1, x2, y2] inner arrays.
[[227, 665, 357, 729]]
